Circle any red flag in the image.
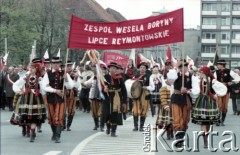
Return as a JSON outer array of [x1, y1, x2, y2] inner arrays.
[[165, 45, 172, 62], [103, 52, 129, 67]]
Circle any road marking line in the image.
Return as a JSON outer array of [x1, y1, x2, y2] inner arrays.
[[70, 132, 103, 155], [43, 151, 62, 155]]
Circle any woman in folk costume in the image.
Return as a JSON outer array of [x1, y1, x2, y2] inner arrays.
[[157, 69, 177, 140], [84, 62, 104, 131], [171, 60, 200, 148], [12, 59, 47, 142], [192, 66, 227, 148], [150, 64, 163, 116], [132, 62, 155, 132], [103, 62, 127, 137]]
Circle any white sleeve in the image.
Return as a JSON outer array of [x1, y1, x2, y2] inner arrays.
[[230, 70, 240, 81], [73, 77, 81, 89], [42, 73, 56, 93], [146, 76, 155, 92], [214, 72, 217, 79], [189, 75, 200, 96], [12, 77, 26, 93], [83, 76, 94, 88], [65, 73, 74, 89], [212, 79, 227, 96]]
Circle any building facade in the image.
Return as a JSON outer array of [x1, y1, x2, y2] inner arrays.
[[201, 0, 240, 68]]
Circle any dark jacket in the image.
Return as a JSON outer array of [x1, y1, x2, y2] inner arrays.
[[230, 82, 240, 99], [4, 72, 19, 97]]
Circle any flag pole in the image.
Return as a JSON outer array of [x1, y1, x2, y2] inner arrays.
[[213, 43, 219, 66], [62, 48, 69, 97], [182, 42, 185, 87]]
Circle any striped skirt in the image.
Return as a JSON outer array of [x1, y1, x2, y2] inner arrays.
[[191, 95, 220, 125], [157, 105, 173, 128], [17, 92, 47, 125]]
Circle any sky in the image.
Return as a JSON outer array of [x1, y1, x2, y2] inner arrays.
[[95, 0, 200, 29]]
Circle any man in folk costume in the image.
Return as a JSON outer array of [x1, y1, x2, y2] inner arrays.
[[36, 53, 51, 133], [132, 62, 154, 132], [157, 69, 178, 140], [214, 59, 240, 126], [84, 62, 104, 131], [42, 56, 73, 143], [103, 62, 127, 137], [171, 60, 200, 147], [62, 60, 80, 131], [163, 60, 173, 79]]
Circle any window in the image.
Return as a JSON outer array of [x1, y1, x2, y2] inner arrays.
[[233, 18, 240, 25], [233, 4, 240, 11], [221, 17, 230, 26], [232, 46, 240, 54], [202, 3, 217, 11], [232, 32, 240, 39], [221, 46, 229, 54], [202, 18, 217, 25], [222, 3, 231, 12], [202, 32, 216, 39], [202, 45, 216, 53], [221, 32, 230, 40]]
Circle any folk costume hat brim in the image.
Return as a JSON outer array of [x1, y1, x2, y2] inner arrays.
[[65, 60, 73, 66], [44, 58, 50, 63], [177, 59, 188, 68], [108, 62, 119, 69], [51, 57, 62, 63], [217, 59, 227, 65], [137, 62, 148, 69], [32, 58, 41, 64]]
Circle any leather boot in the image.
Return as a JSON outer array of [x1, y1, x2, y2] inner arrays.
[[111, 125, 117, 137], [93, 118, 99, 130], [203, 135, 208, 148], [106, 123, 111, 135], [175, 131, 184, 148], [166, 128, 171, 140], [139, 117, 145, 132], [26, 125, 30, 137], [132, 116, 138, 131], [55, 126, 62, 143], [67, 115, 74, 131], [100, 117, 104, 132], [22, 126, 26, 136], [30, 128, 36, 142], [51, 125, 56, 141], [221, 113, 226, 126], [37, 123, 42, 133], [62, 114, 66, 131]]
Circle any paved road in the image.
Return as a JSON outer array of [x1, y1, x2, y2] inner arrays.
[[1, 100, 240, 155]]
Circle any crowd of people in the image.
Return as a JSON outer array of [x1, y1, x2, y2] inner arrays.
[[1, 50, 240, 149]]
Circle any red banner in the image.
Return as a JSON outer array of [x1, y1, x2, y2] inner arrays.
[[103, 52, 129, 67], [68, 8, 184, 50]]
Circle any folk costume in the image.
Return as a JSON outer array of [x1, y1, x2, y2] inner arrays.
[[192, 66, 227, 148], [103, 62, 127, 137], [63, 61, 80, 131], [214, 59, 240, 126], [171, 60, 200, 147], [132, 62, 154, 132], [42, 57, 73, 143], [12, 60, 47, 142], [156, 69, 177, 140]]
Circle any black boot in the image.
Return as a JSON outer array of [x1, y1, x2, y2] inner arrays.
[[51, 125, 56, 141], [106, 123, 111, 135], [139, 117, 145, 132], [55, 126, 62, 143], [221, 113, 226, 126], [203, 135, 208, 148], [111, 125, 117, 137], [62, 114, 66, 131], [175, 131, 184, 148], [37, 123, 42, 133], [22, 126, 26, 136], [100, 117, 104, 132], [26, 125, 30, 137], [30, 128, 36, 142], [67, 115, 74, 131], [132, 116, 138, 131], [93, 118, 99, 130]]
